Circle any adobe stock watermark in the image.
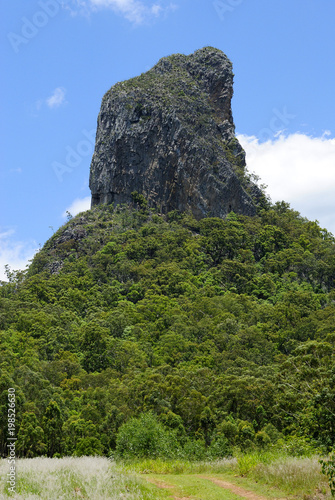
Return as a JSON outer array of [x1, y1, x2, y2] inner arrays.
[[52, 129, 95, 183], [258, 106, 296, 142], [7, 0, 70, 54], [213, 0, 243, 21], [241, 106, 296, 159], [7, 388, 16, 495]]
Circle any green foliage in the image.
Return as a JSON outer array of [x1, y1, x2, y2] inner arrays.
[[115, 412, 179, 459], [320, 453, 335, 496], [236, 452, 260, 475], [62, 416, 102, 456], [1, 203, 335, 459], [17, 412, 46, 457], [43, 401, 63, 457], [131, 191, 148, 209]]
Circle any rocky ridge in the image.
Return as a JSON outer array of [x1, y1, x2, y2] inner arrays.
[[89, 47, 261, 219]]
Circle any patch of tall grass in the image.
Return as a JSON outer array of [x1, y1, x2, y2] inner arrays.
[[118, 457, 237, 475], [252, 456, 331, 498], [0, 456, 165, 499], [225, 448, 331, 497], [119, 452, 332, 498]]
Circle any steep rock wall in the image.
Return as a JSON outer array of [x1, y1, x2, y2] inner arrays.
[[89, 47, 260, 218]]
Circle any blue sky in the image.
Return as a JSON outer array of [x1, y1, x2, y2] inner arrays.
[[1, 0, 335, 279]]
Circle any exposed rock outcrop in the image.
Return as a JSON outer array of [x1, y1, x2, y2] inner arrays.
[[89, 47, 260, 218]]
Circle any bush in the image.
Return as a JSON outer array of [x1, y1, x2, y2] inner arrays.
[[275, 435, 315, 457], [115, 412, 179, 459], [207, 435, 232, 459], [183, 439, 207, 460], [74, 437, 104, 457], [255, 431, 271, 448]]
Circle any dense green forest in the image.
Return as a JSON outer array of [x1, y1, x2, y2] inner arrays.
[[1, 199, 335, 459]]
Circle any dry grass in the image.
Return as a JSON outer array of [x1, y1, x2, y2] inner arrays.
[[0, 456, 160, 499], [253, 456, 331, 498]]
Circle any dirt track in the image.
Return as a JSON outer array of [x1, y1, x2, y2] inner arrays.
[[200, 476, 278, 499], [145, 474, 285, 500]]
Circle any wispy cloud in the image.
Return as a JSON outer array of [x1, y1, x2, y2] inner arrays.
[[62, 196, 91, 218], [32, 87, 67, 115], [46, 87, 67, 109], [0, 230, 38, 282], [67, 0, 177, 24], [238, 132, 335, 235], [0, 195, 91, 281]]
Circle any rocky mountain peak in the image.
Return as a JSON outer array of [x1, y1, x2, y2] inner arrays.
[[89, 47, 260, 218]]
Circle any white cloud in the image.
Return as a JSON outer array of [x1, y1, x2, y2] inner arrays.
[[238, 132, 335, 235], [151, 4, 162, 16], [89, 0, 152, 23], [68, 0, 176, 24], [62, 196, 91, 218], [46, 87, 67, 109], [0, 230, 38, 282]]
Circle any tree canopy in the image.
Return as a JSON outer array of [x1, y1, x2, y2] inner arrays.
[[1, 201, 335, 457]]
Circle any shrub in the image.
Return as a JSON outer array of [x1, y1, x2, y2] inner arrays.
[[74, 437, 104, 457], [115, 412, 179, 459], [207, 435, 232, 459], [255, 431, 271, 448], [182, 439, 206, 460]]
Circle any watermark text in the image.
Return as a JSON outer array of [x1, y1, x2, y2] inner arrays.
[[7, 0, 69, 54], [7, 388, 16, 494], [213, 0, 243, 21], [52, 129, 95, 182]]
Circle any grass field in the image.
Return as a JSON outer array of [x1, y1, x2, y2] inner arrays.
[[0, 457, 166, 500], [0, 454, 332, 499]]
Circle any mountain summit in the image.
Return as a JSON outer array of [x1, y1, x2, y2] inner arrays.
[[89, 47, 261, 219]]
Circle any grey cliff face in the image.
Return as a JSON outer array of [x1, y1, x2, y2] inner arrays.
[[89, 47, 259, 218]]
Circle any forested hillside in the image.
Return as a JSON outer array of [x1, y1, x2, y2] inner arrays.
[[1, 200, 335, 459]]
